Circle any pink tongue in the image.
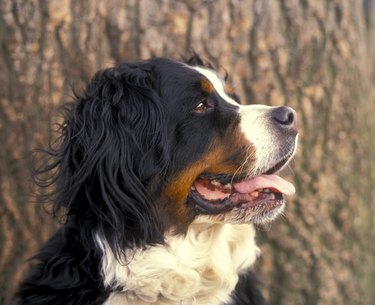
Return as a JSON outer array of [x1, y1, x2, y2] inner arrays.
[[234, 175, 295, 196]]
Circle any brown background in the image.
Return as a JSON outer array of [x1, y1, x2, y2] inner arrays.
[[1, 1, 375, 304]]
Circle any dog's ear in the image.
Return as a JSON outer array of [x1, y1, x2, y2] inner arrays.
[[37, 62, 168, 255], [184, 52, 214, 69]]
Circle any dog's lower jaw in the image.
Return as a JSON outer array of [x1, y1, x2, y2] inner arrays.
[[98, 222, 260, 305]]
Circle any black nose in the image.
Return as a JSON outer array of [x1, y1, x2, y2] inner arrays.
[[271, 106, 297, 133]]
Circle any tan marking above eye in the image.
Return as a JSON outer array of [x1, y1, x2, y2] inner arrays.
[[200, 78, 214, 94]]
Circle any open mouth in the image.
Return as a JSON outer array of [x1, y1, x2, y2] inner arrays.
[[189, 156, 295, 216]]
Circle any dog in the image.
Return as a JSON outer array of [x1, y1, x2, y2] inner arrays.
[[16, 55, 297, 305]]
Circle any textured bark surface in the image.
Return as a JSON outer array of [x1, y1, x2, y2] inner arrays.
[[1, 0, 374, 304]]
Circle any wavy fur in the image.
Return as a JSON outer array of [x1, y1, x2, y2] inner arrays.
[[17, 56, 267, 305]]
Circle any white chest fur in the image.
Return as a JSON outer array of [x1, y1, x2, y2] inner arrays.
[[97, 222, 260, 305]]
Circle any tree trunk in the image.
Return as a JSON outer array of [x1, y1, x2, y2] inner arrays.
[[0, 0, 374, 304]]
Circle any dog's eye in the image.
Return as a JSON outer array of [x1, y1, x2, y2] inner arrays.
[[193, 98, 214, 114]]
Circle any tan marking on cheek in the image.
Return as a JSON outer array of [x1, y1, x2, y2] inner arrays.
[[160, 159, 208, 227], [162, 128, 256, 222], [163, 149, 224, 207], [200, 78, 214, 94]]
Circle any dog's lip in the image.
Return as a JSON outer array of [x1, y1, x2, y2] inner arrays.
[[190, 173, 295, 214], [189, 152, 296, 214], [193, 174, 295, 200]]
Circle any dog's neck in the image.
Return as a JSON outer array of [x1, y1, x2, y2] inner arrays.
[[97, 221, 260, 305]]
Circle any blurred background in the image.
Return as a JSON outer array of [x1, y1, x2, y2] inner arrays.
[[0, 0, 374, 304]]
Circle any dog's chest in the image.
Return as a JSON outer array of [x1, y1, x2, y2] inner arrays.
[[100, 223, 259, 305]]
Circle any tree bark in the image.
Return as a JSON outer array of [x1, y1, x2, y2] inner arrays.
[[0, 0, 374, 304]]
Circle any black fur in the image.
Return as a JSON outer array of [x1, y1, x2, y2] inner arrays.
[[230, 273, 266, 305], [16, 56, 265, 305], [17, 222, 109, 304]]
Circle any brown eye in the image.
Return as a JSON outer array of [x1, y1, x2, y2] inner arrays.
[[194, 98, 213, 113]]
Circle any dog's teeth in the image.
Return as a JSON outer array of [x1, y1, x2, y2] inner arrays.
[[262, 188, 271, 193], [250, 191, 259, 197], [223, 183, 232, 190], [191, 186, 196, 191], [211, 180, 221, 187]]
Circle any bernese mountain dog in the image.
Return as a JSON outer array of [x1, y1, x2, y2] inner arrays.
[[16, 55, 298, 305]]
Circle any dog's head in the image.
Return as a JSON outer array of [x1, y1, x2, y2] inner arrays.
[[44, 56, 297, 254]]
